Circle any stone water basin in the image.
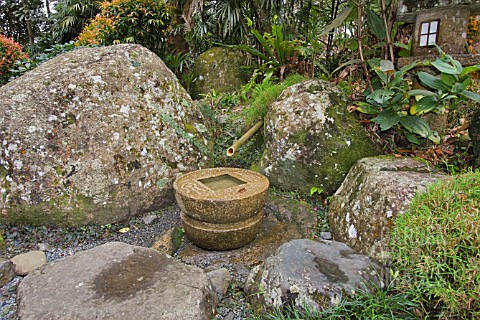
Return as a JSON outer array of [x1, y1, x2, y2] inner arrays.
[[173, 168, 269, 250]]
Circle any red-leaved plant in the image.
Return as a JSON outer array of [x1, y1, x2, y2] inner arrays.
[[0, 35, 28, 85]]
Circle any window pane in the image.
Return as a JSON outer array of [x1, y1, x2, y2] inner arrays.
[[428, 34, 437, 45], [421, 22, 429, 34], [420, 35, 428, 46], [430, 21, 438, 33]]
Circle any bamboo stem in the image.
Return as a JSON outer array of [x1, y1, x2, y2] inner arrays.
[[227, 121, 263, 157]]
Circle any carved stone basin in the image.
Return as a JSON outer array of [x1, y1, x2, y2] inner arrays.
[[173, 167, 269, 250]]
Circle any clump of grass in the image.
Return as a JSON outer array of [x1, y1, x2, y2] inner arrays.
[[243, 74, 306, 125], [254, 283, 417, 320], [391, 170, 480, 318]]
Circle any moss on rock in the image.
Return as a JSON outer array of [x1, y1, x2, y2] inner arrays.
[[258, 79, 381, 195], [191, 47, 250, 99]]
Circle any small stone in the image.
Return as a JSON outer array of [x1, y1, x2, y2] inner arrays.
[[207, 268, 232, 298], [36, 243, 51, 251], [224, 311, 235, 320], [141, 214, 158, 225], [151, 228, 176, 256], [10, 251, 47, 276], [320, 232, 332, 240], [0, 260, 15, 287]]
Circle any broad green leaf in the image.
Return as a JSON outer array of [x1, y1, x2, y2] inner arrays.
[[394, 42, 410, 50], [452, 59, 463, 74], [398, 60, 419, 74], [461, 65, 480, 77], [410, 96, 439, 115], [366, 8, 386, 41], [399, 116, 431, 138], [451, 82, 465, 94], [320, 7, 353, 36], [459, 90, 480, 102], [431, 58, 458, 75], [372, 110, 401, 131], [355, 102, 380, 114], [408, 89, 437, 97], [367, 89, 395, 105], [418, 72, 451, 92], [405, 133, 419, 144]]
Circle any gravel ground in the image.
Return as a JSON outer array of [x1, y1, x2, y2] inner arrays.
[[0, 206, 258, 320]]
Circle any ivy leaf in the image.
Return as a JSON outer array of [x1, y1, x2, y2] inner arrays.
[[372, 110, 401, 131]]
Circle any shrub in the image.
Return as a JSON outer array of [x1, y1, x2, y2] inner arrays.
[[76, 0, 174, 57], [0, 35, 28, 85], [391, 171, 480, 318]]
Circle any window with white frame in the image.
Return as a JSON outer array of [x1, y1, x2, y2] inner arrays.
[[419, 20, 439, 47]]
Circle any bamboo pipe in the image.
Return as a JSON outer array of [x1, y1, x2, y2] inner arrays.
[[227, 120, 263, 157]]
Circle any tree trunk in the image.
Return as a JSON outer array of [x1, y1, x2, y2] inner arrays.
[[45, 0, 51, 17], [22, 0, 35, 45]]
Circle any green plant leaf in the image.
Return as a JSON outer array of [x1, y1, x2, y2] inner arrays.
[[418, 72, 451, 92], [320, 7, 352, 36], [459, 90, 480, 102], [366, 8, 386, 41], [367, 89, 395, 105], [410, 96, 439, 115], [460, 64, 480, 77], [399, 116, 431, 139], [405, 133, 420, 144], [372, 110, 401, 131], [355, 101, 380, 114], [408, 89, 437, 97], [431, 58, 459, 75]]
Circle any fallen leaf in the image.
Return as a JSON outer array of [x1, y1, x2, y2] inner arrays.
[[118, 227, 130, 233]]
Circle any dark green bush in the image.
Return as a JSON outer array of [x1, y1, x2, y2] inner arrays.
[[391, 171, 480, 318]]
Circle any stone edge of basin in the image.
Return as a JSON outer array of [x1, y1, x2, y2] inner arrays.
[[173, 167, 269, 201]]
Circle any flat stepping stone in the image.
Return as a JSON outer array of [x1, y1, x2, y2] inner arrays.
[[245, 239, 381, 313], [17, 242, 217, 320]]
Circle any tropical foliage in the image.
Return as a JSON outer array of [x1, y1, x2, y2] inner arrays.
[[76, 0, 174, 57]]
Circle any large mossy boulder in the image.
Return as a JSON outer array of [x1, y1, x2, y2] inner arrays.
[[328, 157, 446, 264], [191, 47, 249, 99], [0, 44, 212, 226], [258, 79, 381, 195]]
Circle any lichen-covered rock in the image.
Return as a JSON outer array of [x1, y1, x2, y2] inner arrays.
[[191, 47, 249, 99], [0, 44, 212, 226], [245, 239, 381, 314], [328, 156, 446, 264], [258, 79, 381, 195]]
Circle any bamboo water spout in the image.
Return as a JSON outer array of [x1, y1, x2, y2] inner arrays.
[[227, 120, 263, 157]]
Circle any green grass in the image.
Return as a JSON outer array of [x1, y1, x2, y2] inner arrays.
[[391, 170, 480, 319], [243, 74, 306, 126], [254, 283, 418, 320]]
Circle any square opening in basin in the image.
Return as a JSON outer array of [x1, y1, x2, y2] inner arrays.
[[198, 174, 247, 191]]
